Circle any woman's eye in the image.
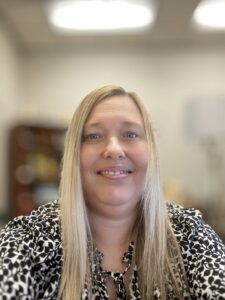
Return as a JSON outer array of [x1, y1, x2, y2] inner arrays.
[[84, 133, 101, 142], [124, 132, 138, 139]]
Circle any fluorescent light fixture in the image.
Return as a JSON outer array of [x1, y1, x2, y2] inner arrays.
[[46, 0, 156, 33], [193, 0, 225, 30]]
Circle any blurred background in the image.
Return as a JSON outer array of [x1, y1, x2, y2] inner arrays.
[[0, 0, 225, 241]]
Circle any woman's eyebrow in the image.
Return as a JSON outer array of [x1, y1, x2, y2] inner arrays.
[[121, 121, 143, 128], [85, 121, 142, 128], [85, 122, 101, 128]]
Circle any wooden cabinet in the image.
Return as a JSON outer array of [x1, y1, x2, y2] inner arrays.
[[8, 124, 66, 217]]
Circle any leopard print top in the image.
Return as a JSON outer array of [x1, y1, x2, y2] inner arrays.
[[0, 200, 225, 299]]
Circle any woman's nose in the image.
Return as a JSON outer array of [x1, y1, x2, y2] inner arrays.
[[102, 137, 125, 159]]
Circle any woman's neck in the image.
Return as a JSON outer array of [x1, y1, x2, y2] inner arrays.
[[88, 209, 137, 252], [89, 212, 137, 273]]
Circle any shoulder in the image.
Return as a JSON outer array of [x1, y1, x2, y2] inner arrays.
[[166, 202, 204, 240], [166, 202, 225, 251], [1, 199, 60, 237], [167, 202, 225, 299], [0, 200, 62, 299], [4, 198, 59, 228], [0, 199, 61, 261]]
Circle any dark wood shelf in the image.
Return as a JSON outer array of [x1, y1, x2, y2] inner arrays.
[[8, 124, 66, 217]]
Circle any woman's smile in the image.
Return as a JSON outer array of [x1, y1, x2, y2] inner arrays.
[[96, 166, 133, 179]]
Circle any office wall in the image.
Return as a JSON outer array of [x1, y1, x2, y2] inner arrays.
[[22, 43, 225, 203], [0, 22, 22, 214]]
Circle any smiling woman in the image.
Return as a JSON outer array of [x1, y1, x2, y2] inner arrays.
[[0, 85, 225, 300], [81, 95, 148, 217]]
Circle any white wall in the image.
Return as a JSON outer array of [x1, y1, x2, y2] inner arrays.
[[21, 42, 225, 203], [0, 22, 22, 214]]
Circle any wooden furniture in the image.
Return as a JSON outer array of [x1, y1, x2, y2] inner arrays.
[[8, 124, 66, 217]]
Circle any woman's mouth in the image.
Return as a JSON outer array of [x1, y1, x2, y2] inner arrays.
[[96, 168, 133, 179], [97, 170, 132, 176]]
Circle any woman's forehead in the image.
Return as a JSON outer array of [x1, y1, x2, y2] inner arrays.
[[86, 95, 143, 124]]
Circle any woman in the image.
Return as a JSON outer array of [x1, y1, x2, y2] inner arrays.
[[0, 85, 225, 300]]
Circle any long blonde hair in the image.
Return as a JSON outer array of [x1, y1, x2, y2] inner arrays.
[[58, 85, 188, 299]]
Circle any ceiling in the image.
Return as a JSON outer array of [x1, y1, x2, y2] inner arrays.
[[1, 0, 225, 52]]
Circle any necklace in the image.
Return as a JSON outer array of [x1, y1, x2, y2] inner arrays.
[[87, 242, 140, 299]]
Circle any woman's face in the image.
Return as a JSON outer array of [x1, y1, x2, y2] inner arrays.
[[80, 95, 148, 218]]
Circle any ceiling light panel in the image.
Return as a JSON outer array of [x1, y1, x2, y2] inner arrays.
[[45, 0, 157, 33], [193, 0, 225, 30]]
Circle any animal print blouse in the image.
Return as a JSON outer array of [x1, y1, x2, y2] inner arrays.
[[0, 200, 225, 299]]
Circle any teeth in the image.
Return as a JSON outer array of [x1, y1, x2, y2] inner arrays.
[[99, 170, 130, 175]]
